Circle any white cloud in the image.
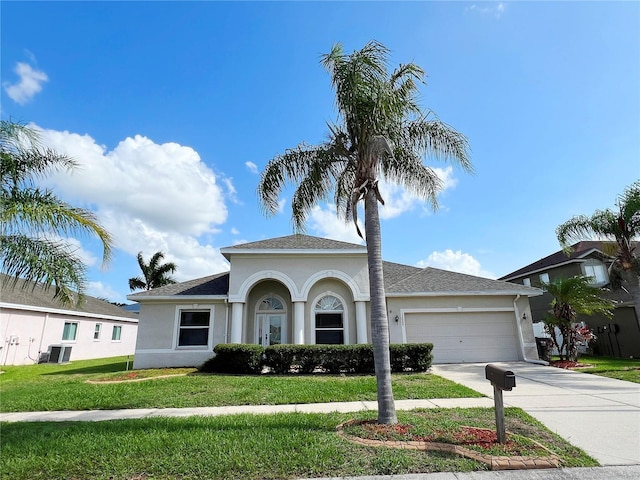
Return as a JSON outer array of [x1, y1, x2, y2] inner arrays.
[[37, 128, 231, 281], [308, 204, 364, 245], [86, 281, 123, 303], [245, 161, 259, 174], [3, 62, 49, 104], [465, 2, 506, 19], [231, 227, 240, 235], [379, 166, 458, 219], [417, 249, 495, 278]]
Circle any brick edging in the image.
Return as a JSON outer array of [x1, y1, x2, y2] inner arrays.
[[336, 420, 561, 471]]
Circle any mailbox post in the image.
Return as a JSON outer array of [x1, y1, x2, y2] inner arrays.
[[485, 364, 516, 443]]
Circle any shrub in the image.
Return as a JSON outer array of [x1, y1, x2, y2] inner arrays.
[[203, 343, 432, 375], [200, 344, 264, 374]]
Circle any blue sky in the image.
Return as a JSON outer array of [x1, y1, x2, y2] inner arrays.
[[2, 1, 638, 304]]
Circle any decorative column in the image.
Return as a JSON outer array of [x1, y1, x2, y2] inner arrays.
[[293, 301, 305, 344], [230, 302, 244, 344], [355, 301, 368, 344]]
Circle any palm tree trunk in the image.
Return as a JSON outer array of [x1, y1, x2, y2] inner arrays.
[[364, 188, 397, 424]]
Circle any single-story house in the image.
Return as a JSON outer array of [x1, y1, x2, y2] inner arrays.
[[128, 235, 542, 369], [1, 274, 138, 366], [499, 241, 640, 358]]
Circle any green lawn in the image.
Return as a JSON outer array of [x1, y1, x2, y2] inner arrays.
[[575, 355, 640, 383], [0, 409, 597, 480], [0, 356, 482, 412]]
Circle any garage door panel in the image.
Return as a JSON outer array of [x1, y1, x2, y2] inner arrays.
[[404, 311, 519, 364]]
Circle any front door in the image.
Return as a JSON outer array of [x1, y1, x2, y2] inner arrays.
[[257, 314, 283, 347]]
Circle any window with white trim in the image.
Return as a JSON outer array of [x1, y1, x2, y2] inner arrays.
[[315, 295, 344, 344], [584, 264, 608, 285], [111, 325, 122, 341], [539, 273, 549, 284], [178, 311, 210, 347], [523, 278, 531, 287], [62, 322, 78, 341], [94, 323, 102, 340]]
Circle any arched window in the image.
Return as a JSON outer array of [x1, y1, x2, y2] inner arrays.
[[315, 294, 344, 344], [258, 296, 284, 311]]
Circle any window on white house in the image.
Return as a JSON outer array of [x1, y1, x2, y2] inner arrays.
[[315, 295, 344, 344], [94, 323, 102, 340], [178, 311, 210, 347], [111, 325, 122, 341], [523, 278, 531, 287], [62, 322, 78, 341], [539, 273, 549, 284]]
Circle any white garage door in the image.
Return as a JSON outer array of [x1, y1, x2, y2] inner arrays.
[[404, 311, 519, 364]]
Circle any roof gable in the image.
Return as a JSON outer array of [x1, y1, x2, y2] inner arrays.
[[221, 234, 366, 260]]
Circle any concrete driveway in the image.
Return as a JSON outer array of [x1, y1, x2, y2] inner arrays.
[[431, 362, 640, 466]]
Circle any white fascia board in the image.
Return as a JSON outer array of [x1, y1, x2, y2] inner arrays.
[[386, 289, 543, 298], [127, 295, 228, 303], [221, 248, 366, 260], [0, 302, 139, 323]]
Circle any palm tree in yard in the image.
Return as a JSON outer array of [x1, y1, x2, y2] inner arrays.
[[258, 41, 472, 424], [556, 181, 640, 326], [1, 120, 113, 305], [543, 276, 613, 361], [128, 251, 177, 291]]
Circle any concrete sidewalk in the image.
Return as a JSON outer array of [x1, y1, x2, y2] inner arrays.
[[0, 397, 495, 423], [302, 465, 640, 479], [431, 362, 640, 467]]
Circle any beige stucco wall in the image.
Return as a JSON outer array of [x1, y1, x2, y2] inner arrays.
[[133, 300, 227, 369], [0, 307, 137, 366], [228, 254, 369, 301]]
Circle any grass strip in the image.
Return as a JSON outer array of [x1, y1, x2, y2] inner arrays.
[[0, 357, 481, 412], [0, 408, 597, 480]]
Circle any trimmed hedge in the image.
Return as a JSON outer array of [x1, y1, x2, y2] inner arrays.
[[200, 344, 264, 374], [200, 343, 432, 374]]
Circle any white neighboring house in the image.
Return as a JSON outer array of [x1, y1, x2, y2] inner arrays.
[[128, 234, 543, 369], [1, 274, 138, 366]]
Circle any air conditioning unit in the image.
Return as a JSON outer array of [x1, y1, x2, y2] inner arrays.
[[48, 345, 72, 364]]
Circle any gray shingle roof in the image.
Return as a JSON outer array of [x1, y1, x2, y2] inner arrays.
[[1, 274, 138, 319], [128, 235, 540, 301], [384, 265, 539, 295], [128, 272, 229, 299]]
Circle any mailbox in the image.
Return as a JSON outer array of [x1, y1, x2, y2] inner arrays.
[[485, 364, 516, 391]]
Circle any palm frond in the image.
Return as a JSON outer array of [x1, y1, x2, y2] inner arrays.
[[0, 234, 86, 305]]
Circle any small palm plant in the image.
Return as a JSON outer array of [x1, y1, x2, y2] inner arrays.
[[543, 276, 614, 361]]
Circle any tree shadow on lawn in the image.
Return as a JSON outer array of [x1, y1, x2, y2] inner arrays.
[[40, 361, 129, 376]]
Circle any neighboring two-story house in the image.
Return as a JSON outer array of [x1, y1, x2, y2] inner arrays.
[[499, 241, 640, 358]]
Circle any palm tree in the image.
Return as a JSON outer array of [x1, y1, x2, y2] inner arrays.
[[1, 120, 112, 305], [128, 251, 177, 291], [258, 41, 471, 424], [543, 276, 614, 361], [556, 181, 640, 327]]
